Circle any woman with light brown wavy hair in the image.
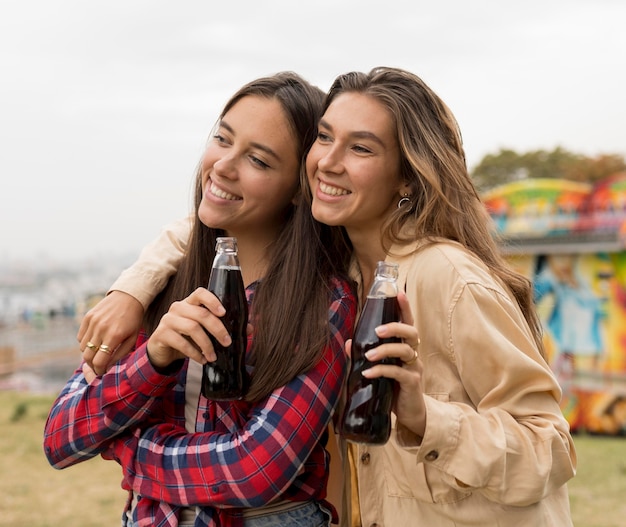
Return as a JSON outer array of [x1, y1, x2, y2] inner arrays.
[[306, 66, 575, 526]]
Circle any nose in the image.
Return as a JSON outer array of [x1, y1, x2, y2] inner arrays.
[[316, 144, 344, 174], [212, 151, 238, 179]]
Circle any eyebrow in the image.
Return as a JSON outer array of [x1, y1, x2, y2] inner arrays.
[[219, 120, 281, 161], [318, 118, 386, 148]]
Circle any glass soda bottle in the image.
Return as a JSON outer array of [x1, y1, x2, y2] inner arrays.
[[339, 261, 402, 444], [201, 237, 249, 400]]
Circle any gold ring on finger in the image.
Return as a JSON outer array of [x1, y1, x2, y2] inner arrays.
[[86, 341, 98, 351], [404, 348, 419, 365], [98, 344, 112, 355]]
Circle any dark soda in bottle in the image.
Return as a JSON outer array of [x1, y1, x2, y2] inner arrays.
[[201, 237, 249, 400], [339, 261, 401, 444]]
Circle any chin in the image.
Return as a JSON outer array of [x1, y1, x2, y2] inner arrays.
[[198, 208, 223, 230], [311, 210, 340, 227]]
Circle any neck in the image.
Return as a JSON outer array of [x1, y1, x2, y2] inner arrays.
[[347, 227, 388, 299], [226, 230, 277, 287]]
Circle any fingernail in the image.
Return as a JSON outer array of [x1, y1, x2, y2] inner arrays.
[[365, 350, 377, 360], [361, 368, 372, 378], [375, 326, 387, 336]]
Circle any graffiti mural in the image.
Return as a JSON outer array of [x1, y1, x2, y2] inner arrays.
[[482, 173, 626, 435]]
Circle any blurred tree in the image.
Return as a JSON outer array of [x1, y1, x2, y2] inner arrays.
[[471, 147, 626, 191], [563, 154, 626, 184]]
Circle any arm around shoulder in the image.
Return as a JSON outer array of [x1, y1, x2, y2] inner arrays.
[[111, 215, 192, 308]]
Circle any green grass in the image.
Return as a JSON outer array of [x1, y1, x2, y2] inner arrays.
[[0, 390, 624, 526], [0, 391, 125, 526], [567, 433, 626, 527]]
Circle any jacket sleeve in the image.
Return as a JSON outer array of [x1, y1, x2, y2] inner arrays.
[[109, 215, 192, 309], [43, 343, 181, 469], [396, 281, 576, 507], [105, 281, 356, 508]]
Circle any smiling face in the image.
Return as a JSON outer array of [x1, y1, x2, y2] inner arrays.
[[306, 92, 407, 243], [198, 95, 300, 243]]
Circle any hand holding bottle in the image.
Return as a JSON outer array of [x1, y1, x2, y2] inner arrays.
[[339, 261, 404, 444], [146, 287, 232, 369], [80, 288, 227, 381], [359, 290, 426, 439], [201, 237, 249, 400]]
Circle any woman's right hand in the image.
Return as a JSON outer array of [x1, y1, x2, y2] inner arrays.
[[358, 291, 427, 439], [145, 287, 232, 369], [78, 290, 144, 375]]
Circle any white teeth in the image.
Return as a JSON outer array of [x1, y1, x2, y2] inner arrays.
[[319, 181, 350, 196], [210, 182, 241, 201]]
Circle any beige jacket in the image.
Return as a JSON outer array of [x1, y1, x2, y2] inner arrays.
[[111, 222, 576, 527], [110, 216, 192, 307], [341, 240, 576, 527]]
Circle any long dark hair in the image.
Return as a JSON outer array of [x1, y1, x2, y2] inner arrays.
[[323, 67, 544, 355], [144, 72, 352, 402]]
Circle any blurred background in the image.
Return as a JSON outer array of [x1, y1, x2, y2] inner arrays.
[[2, 0, 625, 266], [1, 1, 625, 524]]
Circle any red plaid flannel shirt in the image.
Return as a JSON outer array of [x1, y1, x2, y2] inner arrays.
[[44, 277, 356, 526]]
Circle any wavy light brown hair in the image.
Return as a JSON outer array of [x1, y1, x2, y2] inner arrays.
[[322, 67, 544, 354], [145, 72, 353, 401]]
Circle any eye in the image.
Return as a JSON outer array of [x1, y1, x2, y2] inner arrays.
[[316, 131, 332, 143], [213, 133, 230, 145], [249, 155, 270, 169], [353, 144, 373, 154]]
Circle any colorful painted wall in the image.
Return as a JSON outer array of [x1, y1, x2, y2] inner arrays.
[[482, 173, 626, 435]]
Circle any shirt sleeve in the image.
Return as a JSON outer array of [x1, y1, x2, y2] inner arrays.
[[106, 279, 357, 508], [396, 281, 576, 507], [43, 343, 181, 469], [110, 215, 192, 309]]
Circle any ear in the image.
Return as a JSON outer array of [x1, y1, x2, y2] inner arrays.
[[399, 182, 412, 198]]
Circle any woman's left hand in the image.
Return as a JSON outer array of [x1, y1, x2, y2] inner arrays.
[[356, 290, 427, 438], [82, 362, 97, 383], [78, 290, 144, 376]]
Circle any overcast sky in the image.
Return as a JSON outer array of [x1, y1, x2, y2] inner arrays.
[[1, 0, 625, 267]]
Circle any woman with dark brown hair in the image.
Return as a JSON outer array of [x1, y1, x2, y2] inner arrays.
[[44, 72, 357, 527]]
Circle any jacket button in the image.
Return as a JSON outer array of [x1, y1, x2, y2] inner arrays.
[[425, 450, 439, 461], [360, 452, 371, 465]]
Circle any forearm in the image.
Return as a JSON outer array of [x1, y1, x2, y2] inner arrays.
[[110, 284, 355, 507], [110, 215, 192, 308], [43, 344, 180, 468], [397, 283, 576, 506], [397, 390, 575, 506], [111, 355, 345, 507]]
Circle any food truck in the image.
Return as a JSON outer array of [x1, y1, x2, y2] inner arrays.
[[482, 173, 626, 435]]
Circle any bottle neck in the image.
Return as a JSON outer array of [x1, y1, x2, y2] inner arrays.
[[367, 278, 398, 299]]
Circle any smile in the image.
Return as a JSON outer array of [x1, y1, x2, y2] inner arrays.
[[209, 180, 242, 201], [319, 181, 351, 196]]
